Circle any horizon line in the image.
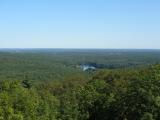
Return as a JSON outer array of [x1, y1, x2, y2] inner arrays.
[[0, 48, 160, 50]]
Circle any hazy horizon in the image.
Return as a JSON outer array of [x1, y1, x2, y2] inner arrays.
[[0, 0, 160, 49], [0, 47, 160, 50]]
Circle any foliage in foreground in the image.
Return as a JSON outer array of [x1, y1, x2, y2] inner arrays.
[[0, 65, 160, 120]]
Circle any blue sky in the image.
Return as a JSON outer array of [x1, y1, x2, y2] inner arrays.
[[0, 0, 160, 49]]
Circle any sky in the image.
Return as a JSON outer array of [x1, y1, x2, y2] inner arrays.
[[0, 0, 160, 49]]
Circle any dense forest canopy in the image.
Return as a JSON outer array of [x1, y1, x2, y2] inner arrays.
[[0, 49, 160, 120], [0, 49, 160, 81]]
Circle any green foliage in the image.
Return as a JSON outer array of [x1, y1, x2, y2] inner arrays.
[[0, 50, 160, 119], [0, 80, 59, 120], [141, 113, 154, 120], [0, 50, 160, 81]]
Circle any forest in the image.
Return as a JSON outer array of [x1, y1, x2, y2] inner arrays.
[[0, 49, 160, 120]]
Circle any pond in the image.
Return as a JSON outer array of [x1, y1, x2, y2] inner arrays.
[[80, 64, 96, 71]]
